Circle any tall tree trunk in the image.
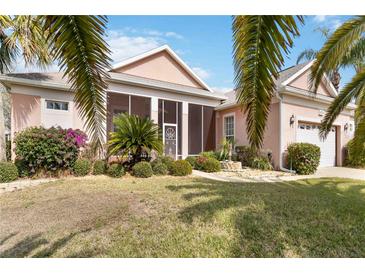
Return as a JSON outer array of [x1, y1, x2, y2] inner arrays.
[[0, 92, 6, 161], [331, 69, 341, 91]]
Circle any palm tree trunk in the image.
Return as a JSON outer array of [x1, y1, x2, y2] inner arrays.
[[0, 92, 7, 161]]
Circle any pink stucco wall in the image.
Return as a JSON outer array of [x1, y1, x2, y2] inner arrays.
[[282, 102, 353, 166], [11, 93, 41, 136], [216, 102, 281, 169], [113, 51, 203, 89], [289, 69, 332, 97]]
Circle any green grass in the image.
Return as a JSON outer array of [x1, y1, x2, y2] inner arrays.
[[0, 175, 364, 257]]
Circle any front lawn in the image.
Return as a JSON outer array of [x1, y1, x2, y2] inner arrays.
[[0, 175, 364, 257]]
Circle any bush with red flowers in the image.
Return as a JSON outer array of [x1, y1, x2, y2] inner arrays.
[[14, 126, 87, 176]]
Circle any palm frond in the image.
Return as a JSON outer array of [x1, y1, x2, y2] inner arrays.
[[6, 16, 51, 68], [43, 16, 112, 148], [0, 30, 17, 73], [296, 49, 318, 64], [233, 15, 303, 149], [340, 37, 365, 72], [319, 69, 365, 138], [311, 16, 365, 91]]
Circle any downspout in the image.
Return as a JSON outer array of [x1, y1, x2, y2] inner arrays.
[[276, 89, 295, 174]]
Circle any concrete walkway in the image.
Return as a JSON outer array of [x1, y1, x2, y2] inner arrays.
[[0, 178, 57, 194], [193, 167, 365, 183]]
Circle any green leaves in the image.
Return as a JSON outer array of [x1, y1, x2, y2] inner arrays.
[[43, 16, 112, 149], [311, 16, 365, 91], [108, 113, 163, 161], [233, 15, 303, 149]]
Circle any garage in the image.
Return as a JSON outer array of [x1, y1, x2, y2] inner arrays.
[[297, 122, 336, 167]]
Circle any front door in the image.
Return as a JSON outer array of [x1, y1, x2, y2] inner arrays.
[[164, 124, 177, 159]]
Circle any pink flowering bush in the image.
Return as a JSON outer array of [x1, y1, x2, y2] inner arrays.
[[14, 126, 88, 176]]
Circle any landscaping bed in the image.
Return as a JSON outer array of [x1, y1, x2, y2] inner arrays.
[[214, 167, 292, 180]]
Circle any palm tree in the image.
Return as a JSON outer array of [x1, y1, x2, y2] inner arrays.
[[297, 27, 341, 90], [311, 16, 365, 155], [232, 15, 303, 149], [0, 16, 111, 156], [108, 113, 163, 166]]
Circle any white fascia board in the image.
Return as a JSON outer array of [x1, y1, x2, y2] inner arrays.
[[0, 75, 71, 91], [281, 85, 356, 110], [111, 44, 213, 92]]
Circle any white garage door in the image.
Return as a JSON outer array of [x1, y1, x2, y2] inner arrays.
[[297, 122, 336, 167]]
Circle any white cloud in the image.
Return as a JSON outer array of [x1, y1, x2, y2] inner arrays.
[[165, 32, 184, 40], [212, 86, 233, 93], [313, 15, 327, 22], [192, 67, 210, 79], [331, 19, 342, 30]]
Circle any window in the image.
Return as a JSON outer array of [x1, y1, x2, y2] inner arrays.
[[224, 115, 234, 143], [46, 100, 69, 111]]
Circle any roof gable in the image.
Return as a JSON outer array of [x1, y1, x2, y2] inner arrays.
[[111, 45, 212, 91], [280, 61, 338, 98]]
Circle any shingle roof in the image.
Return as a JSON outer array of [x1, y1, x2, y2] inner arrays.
[[217, 62, 311, 109]]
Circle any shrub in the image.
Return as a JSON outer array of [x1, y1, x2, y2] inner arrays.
[[235, 145, 257, 167], [251, 157, 273, 171], [152, 163, 168, 176], [132, 161, 153, 178], [73, 159, 92, 176], [169, 160, 192, 176], [151, 155, 174, 171], [107, 163, 125, 178], [14, 126, 87, 176], [199, 151, 217, 159], [195, 156, 208, 170], [345, 139, 365, 168], [14, 158, 29, 178], [0, 162, 18, 183], [93, 160, 106, 175], [287, 143, 320, 175], [200, 157, 221, 173], [185, 156, 197, 169]]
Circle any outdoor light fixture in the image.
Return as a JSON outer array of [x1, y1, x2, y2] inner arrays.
[[289, 114, 295, 126], [344, 123, 348, 131]]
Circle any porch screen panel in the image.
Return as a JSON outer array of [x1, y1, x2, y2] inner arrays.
[[107, 93, 129, 133], [203, 106, 216, 151], [188, 104, 202, 154], [158, 99, 163, 129], [131, 95, 151, 118], [164, 100, 177, 124], [178, 102, 182, 155]]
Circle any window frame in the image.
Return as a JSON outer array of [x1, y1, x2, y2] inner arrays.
[[45, 100, 69, 111], [223, 113, 235, 143]]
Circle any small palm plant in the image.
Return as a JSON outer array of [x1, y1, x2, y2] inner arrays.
[[108, 113, 163, 165]]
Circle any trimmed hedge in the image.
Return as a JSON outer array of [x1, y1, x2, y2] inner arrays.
[[169, 160, 192, 176], [73, 159, 92, 176], [132, 161, 153, 178], [151, 156, 174, 170], [235, 145, 257, 167], [152, 162, 168, 175], [345, 139, 365, 168], [0, 162, 18, 183], [287, 143, 320, 175], [107, 164, 125, 178], [93, 160, 106, 175], [199, 151, 218, 160], [199, 158, 221, 173]]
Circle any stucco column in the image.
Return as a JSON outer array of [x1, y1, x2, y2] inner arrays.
[[182, 101, 189, 159], [151, 96, 159, 123]]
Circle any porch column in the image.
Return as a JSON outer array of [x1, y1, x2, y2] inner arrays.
[[151, 96, 159, 123], [182, 101, 189, 159]]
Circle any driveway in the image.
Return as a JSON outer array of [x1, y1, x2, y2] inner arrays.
[[313, 167, 365, 180]]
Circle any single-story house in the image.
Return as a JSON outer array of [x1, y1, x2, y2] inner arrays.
[[0, 45, 355, 169]]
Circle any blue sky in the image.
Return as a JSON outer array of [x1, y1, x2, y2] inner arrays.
[[105, 15, 354, 92], [16, 15, 355, 93]]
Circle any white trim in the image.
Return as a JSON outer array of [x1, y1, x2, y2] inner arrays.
[[111, 44, 213, 92], [163, 123, 177, 160], [280, 60, 338, 97], [296, 116, 341, 126]]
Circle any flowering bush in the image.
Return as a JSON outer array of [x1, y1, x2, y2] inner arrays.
[[14, 126, 87, 176]]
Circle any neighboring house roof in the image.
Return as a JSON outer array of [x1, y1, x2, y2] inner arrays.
[[216, 61, 352, 111], [111, 45, 213, 92], [0, 71, 226, 100]]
